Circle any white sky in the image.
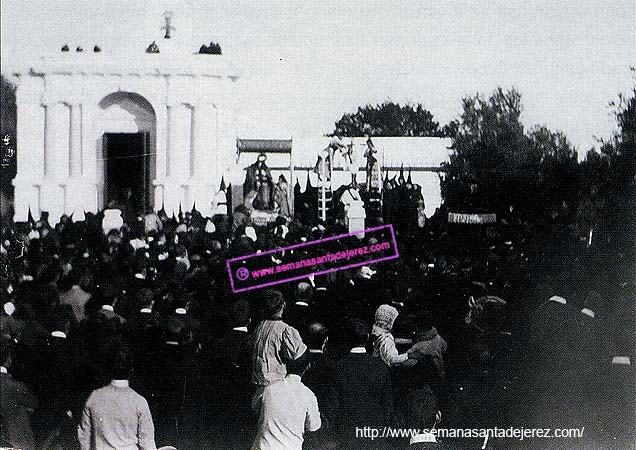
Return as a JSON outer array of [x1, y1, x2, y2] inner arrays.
[[1, 0, 634, 156]]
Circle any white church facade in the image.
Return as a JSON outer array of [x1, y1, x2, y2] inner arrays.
[[10, 3, 241, 222], [12, 52, 240, 222]]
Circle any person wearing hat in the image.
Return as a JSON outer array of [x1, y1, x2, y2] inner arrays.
[[371, 304, 417, 367], [251, 289, 307, 411]]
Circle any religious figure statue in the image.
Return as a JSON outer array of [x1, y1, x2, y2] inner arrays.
[[274, 174, 291, 217], [339, 184, 362, 215], [338, 140, 361, 186], [244, 153, 274, 210], [146, 41, 160, 53], [417, 196, 427, 228], [364, 136, 381, 192], [339, 183, 366, 233], [314, 138, 339, 182]]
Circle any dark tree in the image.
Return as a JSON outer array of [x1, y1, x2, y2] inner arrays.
[[331, 102, 446, 137], [441, 88, 529, 215], [440, 87, 578, 221], [527, 125, 578, 219], [1, 75, 17, 201], [578, 81, 636, 251]]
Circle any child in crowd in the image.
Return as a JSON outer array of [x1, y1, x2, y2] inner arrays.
[[371, 304, 417, 367]]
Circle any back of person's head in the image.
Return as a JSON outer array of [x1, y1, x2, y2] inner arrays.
[[261, 289, 285, 318], [407, 386, 439, 429], [345, 318, 369, 349], [64, 268, 82, 290], [582, 290, 607, 314], [1, 334, 14, 367], [286, 350, 310, 376], [110, 347, 134, 380], [229, 299, 251, 327], [303, 322, 328, 350], [49, 311, 71, 334], [295, 282, 313, 302], [164, 317, 187, 344], [98, 282, 119, 306], [415, 310, 435, 334], [136, 288, 155, 310]]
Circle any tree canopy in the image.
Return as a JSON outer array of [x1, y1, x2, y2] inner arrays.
[[440, 87, 578, 220], [331, 102, 447, 137]]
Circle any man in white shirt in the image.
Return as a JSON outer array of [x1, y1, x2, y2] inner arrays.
[[78, 348, 156, 450], [252, 351, 321, 450]]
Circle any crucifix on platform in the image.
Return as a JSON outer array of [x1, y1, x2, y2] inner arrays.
[[162, 11, 175, 39]]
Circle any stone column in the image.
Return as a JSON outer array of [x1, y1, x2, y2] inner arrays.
[[152, 102, 167, 213], [191, 104, 205, 179], [191, 103, 217, 177], [162, 102, 182, 217], [166, 103, 176, 178], [81, 100, 99, 213], [63, 102, 90, 217], [43, 103, 57, 179], [69, 103, 82, 177], [186, 103, 216, 216], [40, 102, 66, 222], [12, 79, 45, 222]]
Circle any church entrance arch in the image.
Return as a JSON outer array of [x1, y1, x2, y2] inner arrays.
[[96, 92, 156, 214]]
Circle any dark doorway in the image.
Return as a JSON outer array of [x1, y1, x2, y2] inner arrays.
[[104, 132, 151, 214]]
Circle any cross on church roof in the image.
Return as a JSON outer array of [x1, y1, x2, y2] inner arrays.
[[162, 11, 175, 39]]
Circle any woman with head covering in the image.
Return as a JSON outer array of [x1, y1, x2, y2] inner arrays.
[[371, 304, 417, 367]]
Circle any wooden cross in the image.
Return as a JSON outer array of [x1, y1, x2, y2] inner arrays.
[[162, 11, 175, 39]]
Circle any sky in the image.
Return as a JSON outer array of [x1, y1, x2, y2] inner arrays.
[[1, 0, 634, 156]]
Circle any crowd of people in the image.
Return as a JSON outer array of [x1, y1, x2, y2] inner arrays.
[[0, 198, 633, 449]]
